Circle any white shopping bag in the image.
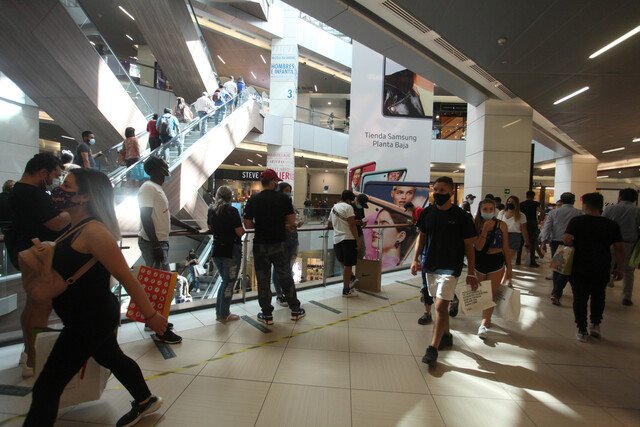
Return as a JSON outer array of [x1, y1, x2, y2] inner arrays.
[[35, 330, 110, 408], [494, 285, 521, 321], [460, 280, 496, 314]]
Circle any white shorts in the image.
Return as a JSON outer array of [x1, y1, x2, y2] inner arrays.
[[426, 271, 459, 301]]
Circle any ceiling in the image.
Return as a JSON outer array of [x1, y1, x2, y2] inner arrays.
[[390, 0, 640, 164]]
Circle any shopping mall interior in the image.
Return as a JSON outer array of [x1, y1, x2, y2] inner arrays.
[[0, 0, 639, 426]]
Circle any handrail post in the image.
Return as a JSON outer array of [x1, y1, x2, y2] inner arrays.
[[241, 233, 249, 303], [321, 229, 328, 287], [377, 227, 384, 261]]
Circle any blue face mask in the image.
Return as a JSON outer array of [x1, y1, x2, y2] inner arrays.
[[481, 212, 495, 220]]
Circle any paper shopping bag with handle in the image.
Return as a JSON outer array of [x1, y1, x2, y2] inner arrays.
[[126, 266, 177, 322], [460, 280, 496, 315], [355, 258, 382, 292], [494, 284, 521, 321], [550, 245, 574, 276]]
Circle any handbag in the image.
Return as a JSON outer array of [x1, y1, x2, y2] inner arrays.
[[629, 240, 640, 269], [18, 221, 97, 302], [550, 245, 574, 276]]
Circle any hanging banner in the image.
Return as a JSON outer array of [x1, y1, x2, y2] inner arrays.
[[267, 145, 295, 186], [349, 42, 433, 271]]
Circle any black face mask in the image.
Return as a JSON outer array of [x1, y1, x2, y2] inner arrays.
[[433, 193, 450, 206], [506, 203, 515, 210]]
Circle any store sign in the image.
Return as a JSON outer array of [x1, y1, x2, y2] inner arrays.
[[267, 146, 295, 185], [270, 45, 298, 82], [214, 169, 262, 181]]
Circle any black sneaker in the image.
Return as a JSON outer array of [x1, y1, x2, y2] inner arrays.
[[257, 312, 274, 325], [422, 345, 438, 367], [276, 295, 288, 307], [449, 295, 459, 318], [438, 332, 453, 350], [152, 328, 182, 344], [116, 395, 163, 427], [417, 313, 433, 325], [551, 296, 560, 306], [291, 308, 306, 321], [145, 322, 173, 332]]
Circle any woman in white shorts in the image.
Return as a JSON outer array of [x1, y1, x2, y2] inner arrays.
[[497, 195, 529, 286]]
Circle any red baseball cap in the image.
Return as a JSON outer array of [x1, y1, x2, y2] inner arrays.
[[261, 168, 282, 181]]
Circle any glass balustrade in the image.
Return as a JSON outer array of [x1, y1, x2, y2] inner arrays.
[[296, 106, 349, 133]]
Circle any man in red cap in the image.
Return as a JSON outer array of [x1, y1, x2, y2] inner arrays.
[[244, 169, 305, 324]]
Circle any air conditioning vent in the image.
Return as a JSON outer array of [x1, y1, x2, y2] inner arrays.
[[496, 84, 517, 99], [469, 64, 496, 83], [381, 0, 432, 34], [433, 37, 469, 62]]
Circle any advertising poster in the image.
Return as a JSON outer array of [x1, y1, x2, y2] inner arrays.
[[267, 145, 295, 186], [349, 42, 433, 270]]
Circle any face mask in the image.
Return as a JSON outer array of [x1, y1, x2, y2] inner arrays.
[[481, 212, 495, 220], [285, 192, 292, 199], [88, 138, 96, 145], [433, 193, 450, 206], [51, 187, 80, 210], [506, 203, 515, 210], [356, 203, 362, 209], [46, 178, 61, 192]]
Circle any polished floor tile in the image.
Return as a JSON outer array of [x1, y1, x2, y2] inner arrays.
[[433, 395, 535, 427], [288, 324, 349, 351], [199, 342, 285, 382], [351, 389, 444, 427], [350, 352, 428, 394], [274, 347, 350, 388], [517, 401, 623, 427], [348, 327, 412, 355]]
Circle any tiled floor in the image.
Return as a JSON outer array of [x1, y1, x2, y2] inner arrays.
[[1, 263, 639, 426]]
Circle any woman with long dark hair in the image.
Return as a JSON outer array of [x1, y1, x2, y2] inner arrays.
[[497, 195, 530, 286], [24, 168, 167, 427], [208, 185, 244, 322]]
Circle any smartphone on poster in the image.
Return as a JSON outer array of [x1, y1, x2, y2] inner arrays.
[[349, 161, 376, 191], [360, 168, 407, 190]]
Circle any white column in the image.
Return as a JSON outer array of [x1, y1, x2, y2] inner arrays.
[[267, 7, 298, 193], [554, 154, 598, 198], [464, 99, 533, 211]]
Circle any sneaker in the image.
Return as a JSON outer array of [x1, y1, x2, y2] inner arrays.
[[576, 330, 589, 343], [257, 312, 274, 325], [145, 322, 173, 332], [342, 288, 358, 297], [438, 332, 453, 350], [217, 314, 240, 323], [350, 278, 360, 289], [550, 296, 560, 306], [589, 324, 601, 338], [422, 345, 438, 367], [478, 325, 488, 340], [152, 329, 182, 344], [417, 313, 433, 325], [622, 299, 633, 306], [291, 308, 306, 321], [448, 295, 459, 318], [276, 295, 288, 307], [116, 395, 163, 427]]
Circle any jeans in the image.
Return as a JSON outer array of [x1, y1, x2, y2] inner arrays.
[[570, 272, 609, 331], [518, 224, 539, 265], [272, 242, 298, 296], [138, 239, 182, 300], [254, 242, 301, 314], [611, 242, 636, 300], [550, 240, 570, 299], [159, 134, 173, 159], [212, 244, 242, 319], [198, 111, 208, 135], [188, 265, 200, 291], [24, 321, 149, 426], [420, 255, 435, 306]]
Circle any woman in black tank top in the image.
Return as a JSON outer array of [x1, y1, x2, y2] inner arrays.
[[24, 169, 168, 427]]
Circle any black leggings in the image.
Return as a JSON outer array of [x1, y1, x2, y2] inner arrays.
[[24, 323, 150, 426]]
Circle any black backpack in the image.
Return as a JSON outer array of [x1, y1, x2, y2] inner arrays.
[[158, 116, 175, 137]]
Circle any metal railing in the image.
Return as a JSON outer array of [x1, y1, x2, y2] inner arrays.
[[299, 12, 352, 43], [296, 105, 349, 133], [432, 124, 466, 141]]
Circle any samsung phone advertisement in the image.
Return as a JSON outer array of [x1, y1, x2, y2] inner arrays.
[[348, 42, 433, 271]]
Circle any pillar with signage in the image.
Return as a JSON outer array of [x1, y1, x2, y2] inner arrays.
[[267, 7, 298, 192], [464, 99, 533, 210]]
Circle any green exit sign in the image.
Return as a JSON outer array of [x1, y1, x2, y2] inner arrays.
[[504, 189, 511, 195]]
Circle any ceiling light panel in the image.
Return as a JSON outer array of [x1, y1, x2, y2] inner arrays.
[[589, 24, 640, 59], [602, 147, 625, 153], [125, 34, 133, 41], [118, 6, 135, 20], [553, 86, 589, 105], [216, 55, 225, 64]]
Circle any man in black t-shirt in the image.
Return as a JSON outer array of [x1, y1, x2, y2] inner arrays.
[[74, 130, 96, 169], [564, 192, 624, 342], [519, 191, 542, 267], [244, 169, 305, 324], [410, 176, 478, 367], [9, 153, 70, 376]]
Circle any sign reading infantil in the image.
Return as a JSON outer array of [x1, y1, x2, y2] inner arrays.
[[270, 44, 298, 82]]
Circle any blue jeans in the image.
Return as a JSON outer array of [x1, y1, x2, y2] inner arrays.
[[138, 238, 182, 300], [197, 111, 207, 135], [212, 244, 242, 319], [254, 242, 300, 314], [188, 265, 200, 291]]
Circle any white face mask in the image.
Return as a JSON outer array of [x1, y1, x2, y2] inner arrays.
[[88, 138, 96, 145]]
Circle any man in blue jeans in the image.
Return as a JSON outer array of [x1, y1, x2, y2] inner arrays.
[[244, 169, 305, 325], [411, 176, 478, 367]]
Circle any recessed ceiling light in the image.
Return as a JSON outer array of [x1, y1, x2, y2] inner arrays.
[[553, 86, 589, 105], [327, 101, 331, 105], [305, 164, 309, 168], [260, 54, 266, 64], [89, 41, 96, 46], [429, 163, 434, 168], [453, 169, 460, 173], [324, 169, 328, 172], [216, 55, 225, 64], [61, 135, 75, 140], [234, 163, 240, 166], [618, 170, 622, 174], [256, 153, 262, 158], [125, 34, 133, 41], [459, 164, 465, 169], [633, 137, 640, 142], [597, 175, 609, 179], [250, 71, 256, 79], [589, 24, 640, 59], [257, 163, 263, 167], [118, 6, 135, 20], [130, 56, 138, 60], [602, 147, 625, 153], [247, 158, 254, 163]]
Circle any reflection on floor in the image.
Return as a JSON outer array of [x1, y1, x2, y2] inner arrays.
[[0, 262, 639, 426]]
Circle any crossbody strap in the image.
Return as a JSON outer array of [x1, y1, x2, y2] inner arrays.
[[55, 219, 98, 284], [481, 219, 501, 254], [54, 219, 96, 244]]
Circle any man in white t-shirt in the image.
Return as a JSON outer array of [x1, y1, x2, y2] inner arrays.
[[328, 190, 361, 297], [223, 76, 237, 98]]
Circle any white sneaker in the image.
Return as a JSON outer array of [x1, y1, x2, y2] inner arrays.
[[478, 325, 488, 340], [589, 324, 601, 338], [350, 278, 359, 289], [342, 288, 358, 298], [576, 330, 589, 343]]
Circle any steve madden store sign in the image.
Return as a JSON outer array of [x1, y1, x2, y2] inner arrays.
[[214, 170, 262, 181]]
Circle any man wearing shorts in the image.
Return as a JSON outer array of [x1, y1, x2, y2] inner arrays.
[[411, 176, 478, 367], [328, 190, 361, 297]]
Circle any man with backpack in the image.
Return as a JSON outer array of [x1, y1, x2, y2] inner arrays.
[[156, 108, 179, 158], [8, 153, 71, 376]]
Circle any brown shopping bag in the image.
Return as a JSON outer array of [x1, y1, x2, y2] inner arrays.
[[355, 259, 382, 292], [126, 265, 177, 322], [494, 284, 521, 321], [34, 330, 110, 408]]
